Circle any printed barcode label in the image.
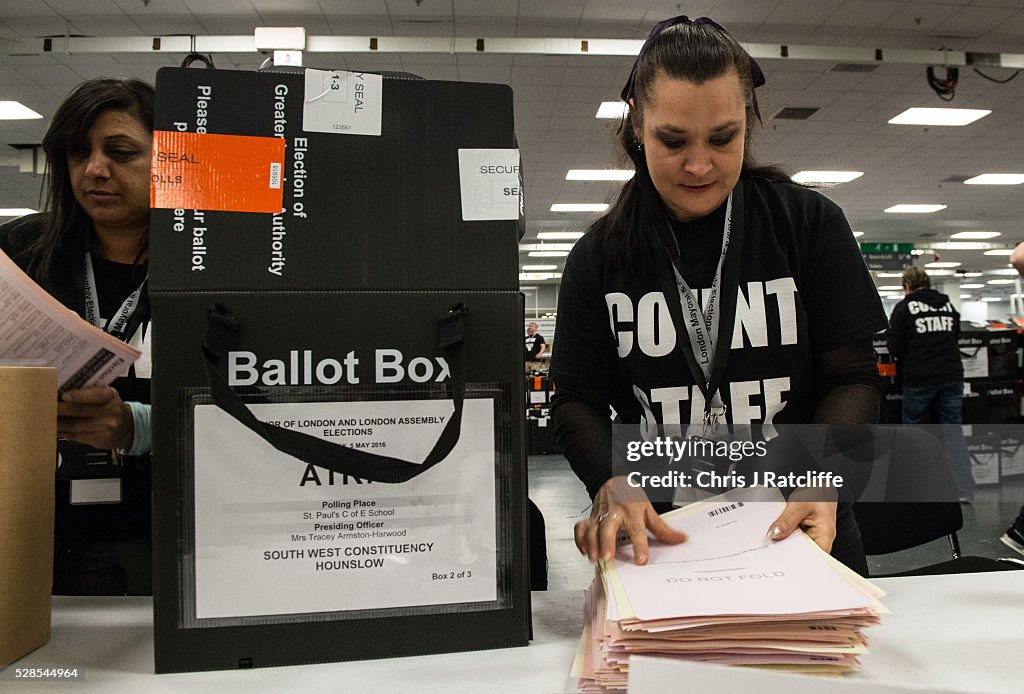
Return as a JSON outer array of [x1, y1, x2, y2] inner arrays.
[[269, 162, 282, 189], [707, 501, 744, 518]]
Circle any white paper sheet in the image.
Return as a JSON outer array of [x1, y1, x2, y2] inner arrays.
[[608, 487, 880, 621], [0, 249, 140, 392], [192, 398, 498, 619]]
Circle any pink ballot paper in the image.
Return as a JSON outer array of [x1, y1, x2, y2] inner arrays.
[[0, 249, 140, 393], [571, 487, 888, 693], [607, 487, 883, 621]]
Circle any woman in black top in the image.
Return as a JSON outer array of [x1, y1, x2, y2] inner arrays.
[[550, 17, 886, 574], [0, 78, 154, 594]]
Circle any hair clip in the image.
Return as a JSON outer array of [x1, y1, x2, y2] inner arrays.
[[620, 15, 766, 123]]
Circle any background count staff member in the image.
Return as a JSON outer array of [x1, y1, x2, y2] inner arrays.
[[550, 16, 886, 575], [525, 322, 548, 361], [885, 266, 974, 503], [0, 78, 154, 595]]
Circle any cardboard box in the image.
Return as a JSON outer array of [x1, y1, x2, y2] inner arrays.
[[0, 366, 56, 666]]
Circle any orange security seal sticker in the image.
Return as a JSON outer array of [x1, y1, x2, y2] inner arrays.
[[150, 130, 285, 214]]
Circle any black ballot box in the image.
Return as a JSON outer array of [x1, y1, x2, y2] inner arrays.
[[960, 330, 1022, 383], [148, 67, 529, 673]]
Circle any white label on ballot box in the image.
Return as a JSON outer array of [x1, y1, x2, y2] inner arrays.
[[458, 149, 521, 221], [192, 398, 497, 619], [302, 68, 383, 136]]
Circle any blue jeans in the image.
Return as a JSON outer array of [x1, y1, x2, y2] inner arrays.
[[901, 381, 976, 500]]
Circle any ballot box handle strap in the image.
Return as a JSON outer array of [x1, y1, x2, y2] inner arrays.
[[201, 302, 467, 483]]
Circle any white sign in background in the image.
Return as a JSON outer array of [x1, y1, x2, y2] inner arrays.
[[303, 68, 383, 136], [961, 347, 989, 380], [457, 149, 521, 221], [192, 398, 497, 619]]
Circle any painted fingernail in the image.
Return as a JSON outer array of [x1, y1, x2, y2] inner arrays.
[[768, 526, 782, 539]]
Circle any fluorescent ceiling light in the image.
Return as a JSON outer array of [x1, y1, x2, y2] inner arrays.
[[852, 231, 864, 237], [888, 107, 990, 126], [964, 174, 1024, 185], [537, 231, 585, 240], [876, 272, 904, 278], [877, 285, 904, 291], [791, 170, 863, 184], [932, 242, 991, 250], [550, 203, 609, 213], [529, 250, 570, 257], [962, 271, 983, 277], [596, 101, 628, 119], [987, 279, 1015, 284], [960, 284, 985, 289], [519, 272, 557, 281], [960, 294, 973, 299], [981, 297, 1002, 302], [566, 169, 634, 181], [522, 264, 557, 271], [0, 101, 42, 119], [988, 268, 1020, 276], [884, 204, 946, 214], [520, 243, 574, 252], [926, 269, 956, 276], [0, 207, 37, 217], [950, 231, 1000, 239], [984, 249, 1014, 256], [925, 261, 961, 268]]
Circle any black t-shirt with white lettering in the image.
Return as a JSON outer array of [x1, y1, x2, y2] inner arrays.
[[552, 176, 887, 443], [885, 288, 962, 385], [524, 332, 546, 360]]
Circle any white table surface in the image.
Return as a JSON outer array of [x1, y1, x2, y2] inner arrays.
[[5, 572, 1023, 693]]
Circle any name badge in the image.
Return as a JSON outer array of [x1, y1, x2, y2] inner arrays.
[[70, 478, 123, 505]]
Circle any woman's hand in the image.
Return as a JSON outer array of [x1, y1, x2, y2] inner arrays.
[[58, 386, 134, 451], [574, 476, 687, 565], [767, 491, 838, 553]]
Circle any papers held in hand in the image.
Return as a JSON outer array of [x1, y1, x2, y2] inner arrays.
[[0, 250, 140, 393], [571, 486, 888, 693]]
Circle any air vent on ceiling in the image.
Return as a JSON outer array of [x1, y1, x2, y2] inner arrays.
[[830, 63, 879, 73], [917, 232, 939, 238], [771, 107, 819, 120]]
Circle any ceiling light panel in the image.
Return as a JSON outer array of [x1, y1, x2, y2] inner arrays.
[[888, 107, 991, 126], [791, 170, 863, 184], [884, 204, 946, 213], [0, 102, 42, 119], [963, 174, 1024, 185], [950, 231, 1000, 239]]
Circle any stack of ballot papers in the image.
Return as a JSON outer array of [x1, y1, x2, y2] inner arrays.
[[571, 486, 888, 693]]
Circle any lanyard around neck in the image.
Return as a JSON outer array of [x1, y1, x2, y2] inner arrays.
[[82, 252, 147, 340], [669, 193, 732, 398], [656, 191, 742, 437]]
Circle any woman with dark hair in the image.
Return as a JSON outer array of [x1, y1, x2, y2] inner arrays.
[[0, 78, 155, 594], [551, 17, 886, 575]]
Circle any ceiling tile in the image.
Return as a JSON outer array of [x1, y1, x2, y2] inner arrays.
[[766, 0, 846, 28], [182, 0, 257, 15], [46, 0, 125, 13]]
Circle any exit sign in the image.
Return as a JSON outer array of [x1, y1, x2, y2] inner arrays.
[[860, 242, 913, 254]]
